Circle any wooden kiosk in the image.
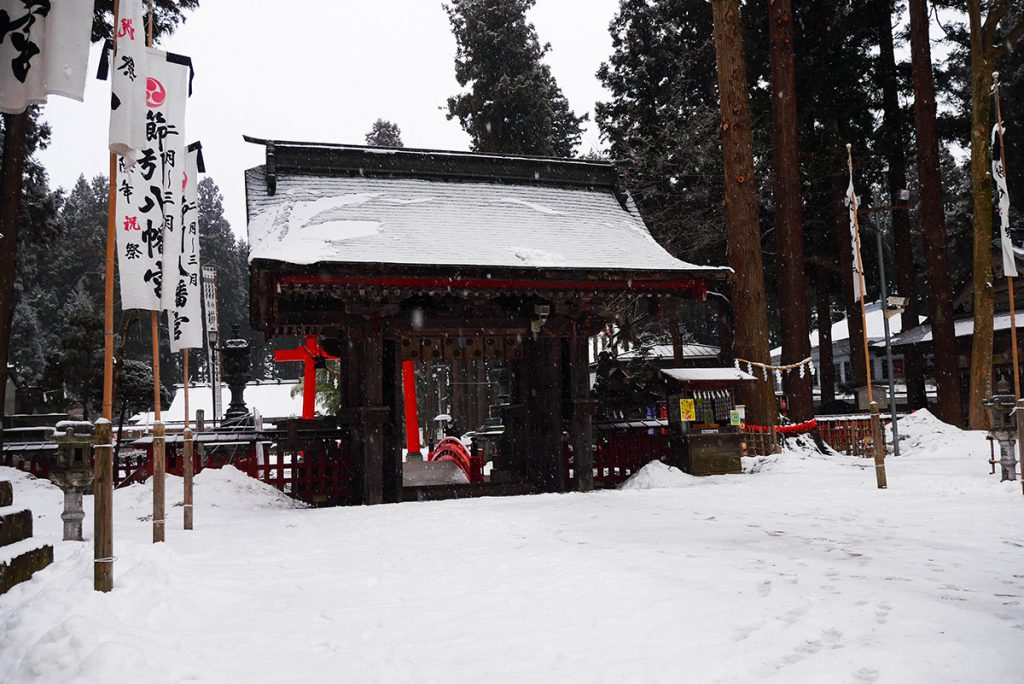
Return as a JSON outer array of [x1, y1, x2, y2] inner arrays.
[[662, 368, 756, 476]]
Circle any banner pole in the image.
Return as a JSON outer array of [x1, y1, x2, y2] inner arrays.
[[151, 310, 165, 542], [849, 144, 886, 488], [993, 73, 1022, 492], [183, 348, 193, 529], [95, 0, 122, 594]]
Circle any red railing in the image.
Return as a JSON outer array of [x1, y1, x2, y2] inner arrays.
[[563, 425, 671, 487]]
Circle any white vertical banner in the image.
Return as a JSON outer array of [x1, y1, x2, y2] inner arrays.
[[846, 165, 864, 300], [114, 49, 192, 311], [169, 142, 204, 352], [0, 0, 92, 115], [107, 0, 146, 163], [993, 125, 1016, 278]]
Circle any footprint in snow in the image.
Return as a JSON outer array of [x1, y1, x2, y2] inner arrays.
[[757, 580, 772, 597], [854, 666, 880, 682]]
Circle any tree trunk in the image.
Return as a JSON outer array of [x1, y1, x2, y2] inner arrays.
[[909, 0, 964, 425], [710, 0, 776, 426], [816, 282, 836, 407], [768, 0, 813, 422], [0, 111, 28, 453], [877, 0, 928, 410]]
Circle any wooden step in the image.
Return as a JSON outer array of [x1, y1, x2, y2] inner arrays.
[[0, 481, 11, 507], [0, 509, 33, 547], [0, 542, 53, 594]]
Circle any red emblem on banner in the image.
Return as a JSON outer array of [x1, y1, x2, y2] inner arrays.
[[146, 77, 166, 108], [182, 171, 188, 191]]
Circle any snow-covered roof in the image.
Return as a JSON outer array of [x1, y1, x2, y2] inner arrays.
[[131, 380, 309, 426], [771, 300, 924, 359], [243, 143, 723, 275], [615, 343, 721, 361], [661, 368, 757, 383], [886, 310, 1024, 347]]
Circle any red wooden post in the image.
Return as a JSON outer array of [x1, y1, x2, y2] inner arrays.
[[273, 335, 338, 420], [402, 360, 423, 460]]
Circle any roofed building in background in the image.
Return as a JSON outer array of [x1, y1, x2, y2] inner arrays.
[[886, 250, 1024, 402], [771, 301, 933, 410], [131, 380, 307, 429], [244, 139, 729, 504]]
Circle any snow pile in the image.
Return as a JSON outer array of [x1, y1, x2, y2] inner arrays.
[[889, 408, 977, 454], [190, 466, 305, 510], [620, 459, 695, 490]]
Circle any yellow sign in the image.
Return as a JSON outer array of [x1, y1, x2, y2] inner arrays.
[[679, 398, 696, 422]]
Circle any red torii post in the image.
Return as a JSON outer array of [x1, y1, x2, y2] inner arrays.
[[274, 335, 338, 420]]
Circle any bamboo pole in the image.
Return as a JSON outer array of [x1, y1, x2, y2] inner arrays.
[[993, 72, 1023, 493], [151, 311, 165, 542], [96, 0, 121, 593], [848, 145, 874, 406], [183, 349, 193, 529], [143, 0, 167, 543], [849, 144, 886, 488]]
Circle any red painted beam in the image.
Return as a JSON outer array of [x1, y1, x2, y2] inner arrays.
[[275, 274, 709, 299], [273, 335, 338, 420]]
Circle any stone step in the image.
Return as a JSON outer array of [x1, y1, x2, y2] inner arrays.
[[0, 480, 11, 507], [0, 509, 33, 548], [0, 541, 53, 594]]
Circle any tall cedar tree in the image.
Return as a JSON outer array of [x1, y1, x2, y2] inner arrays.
[[365, 119, 404, 148], [876, 0, 927, 410], [966, 1, 1023, 428], [444, 0, 586, 157], [908, 0, 963, 425], [710, 0, 776, 426], [767, 0, 812, 422]]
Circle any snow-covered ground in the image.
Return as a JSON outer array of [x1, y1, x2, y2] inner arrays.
[[1, 411, 1022, 683]]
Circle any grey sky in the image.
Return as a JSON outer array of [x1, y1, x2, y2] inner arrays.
[[38, 0, 621, 239]]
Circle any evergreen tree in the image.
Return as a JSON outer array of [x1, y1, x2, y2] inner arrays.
[[444, 0, 586, 157], [365, 119, 404, 148]]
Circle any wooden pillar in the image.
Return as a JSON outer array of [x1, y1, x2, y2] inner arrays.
[[495, 359, 528, 483], [340, 329, 364, 505], [476, 360, 488, 428], [359, 318, 386, 505], [570, 325, 595, 492], [524, 335, 564, 492], [383, 340, 403, 503]]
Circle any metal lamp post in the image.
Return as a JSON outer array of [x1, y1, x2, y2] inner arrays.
[[876, 231, 902, 458]]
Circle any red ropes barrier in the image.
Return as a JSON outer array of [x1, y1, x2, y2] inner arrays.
[[745, 418, 818, 435]]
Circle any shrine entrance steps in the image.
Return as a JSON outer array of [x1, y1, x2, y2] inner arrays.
[[0, 480, 53, 595], [403, 482, 538, 502]]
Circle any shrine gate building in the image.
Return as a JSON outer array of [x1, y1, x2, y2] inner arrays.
[[244, 139, 728, 505]]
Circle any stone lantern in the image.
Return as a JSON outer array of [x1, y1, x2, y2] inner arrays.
[[49, 420, 95, 541], [221, 324, 252, 425], [982, 378, 1018, 482]]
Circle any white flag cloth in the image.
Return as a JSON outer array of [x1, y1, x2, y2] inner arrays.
[[0, 0, 92, 115], [845, 173, 864, 300], [993, 125, 1016, 278], [168, 142, 204, 352], [108, 0, 147, 165], [115, 48, 191, 311]]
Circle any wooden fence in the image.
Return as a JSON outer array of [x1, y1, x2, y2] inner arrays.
[[816, 415, 888, 457]]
